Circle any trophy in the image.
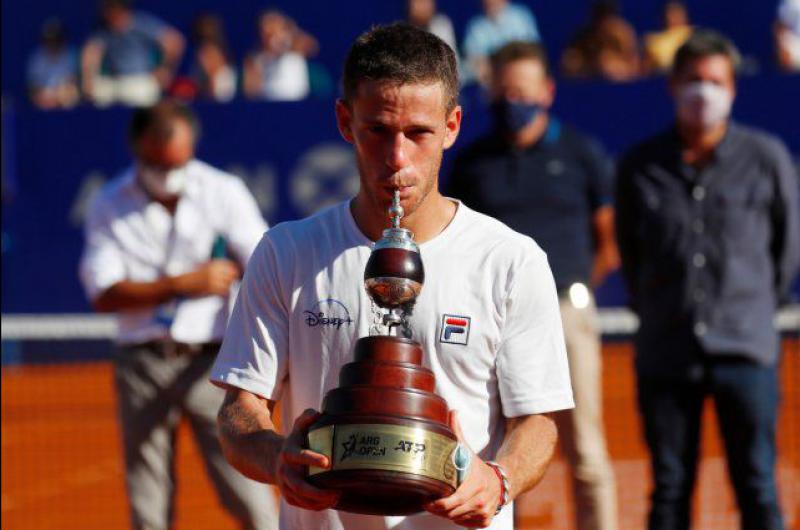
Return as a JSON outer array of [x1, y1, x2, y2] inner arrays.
[[306, 191, 462, 515]]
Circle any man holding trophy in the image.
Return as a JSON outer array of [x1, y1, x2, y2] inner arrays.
[[211, 23, 574, 529]]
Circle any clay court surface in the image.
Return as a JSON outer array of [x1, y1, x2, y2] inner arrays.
[[2, 341, 798, 530]]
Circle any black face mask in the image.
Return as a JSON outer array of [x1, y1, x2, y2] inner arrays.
[[491, 99, 542, 132]]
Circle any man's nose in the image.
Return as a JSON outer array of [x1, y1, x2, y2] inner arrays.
[[385, 133, 410, 172]]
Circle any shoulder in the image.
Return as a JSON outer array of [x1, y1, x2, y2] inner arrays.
[[509, 2, 534, 16], [465, 13, 490, 34], [459, 204, 546, 263], [730, 123, 793, 164], [432, 13, 454, 28], [132, 11, 167, 30], [189, 159, 249, 192], [260, 201, 347, 251], [619, 128, 675, 171], [455, 134, 503, 163], [557, 122, 605, 155], [88, 168, 137, 219]]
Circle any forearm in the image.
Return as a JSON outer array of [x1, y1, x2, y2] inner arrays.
[[217, 389, 283, 484], [159, 31, 185, 71], [494, 414, 558, 500], [81, 41, 104, 84], [591, 206, 621, 285], [93, 278, 179, 312]]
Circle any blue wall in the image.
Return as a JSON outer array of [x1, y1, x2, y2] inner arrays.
[[2, 75, 799, 313]]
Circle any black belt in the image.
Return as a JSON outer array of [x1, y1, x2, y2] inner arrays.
[[132, 340, 222, 358]]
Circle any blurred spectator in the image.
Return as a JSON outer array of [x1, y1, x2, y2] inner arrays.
[[643, 1, 693, 74], [406, 0, 458, 54], [462, 0, 540, 85], [616, 30, 799, 530], [190, 13, 237, 102], [447, 41, 620, 530], [775, 0, 800, 71], [27, 18, 80, 109], [79, 100, 277, 529], [81, 0, 185, 107], [243, 10, 317, 101], [561, 0, 640, 81]]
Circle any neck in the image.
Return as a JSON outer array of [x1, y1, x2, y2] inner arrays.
[[351, 190, 456, 244], [509, 113, 549, 149], [677, 120, 728, 164]]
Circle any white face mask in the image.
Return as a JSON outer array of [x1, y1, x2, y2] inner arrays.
[[137, 164, 188, 200], [676, 81, 733, 130]]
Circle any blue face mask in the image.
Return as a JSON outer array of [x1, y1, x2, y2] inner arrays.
[[492, 99, 542, 132]]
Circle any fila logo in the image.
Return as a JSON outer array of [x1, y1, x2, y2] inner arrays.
[[440, 314, 471, 345]]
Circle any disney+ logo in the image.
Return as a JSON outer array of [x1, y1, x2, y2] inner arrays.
[[303, 298, 354, 330]]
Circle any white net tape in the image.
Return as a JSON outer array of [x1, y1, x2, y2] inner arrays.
[[1, 306, 797, 341]]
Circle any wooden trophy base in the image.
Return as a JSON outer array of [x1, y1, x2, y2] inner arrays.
[[306, 336, 457, 515]]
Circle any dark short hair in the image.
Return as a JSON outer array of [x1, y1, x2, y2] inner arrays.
[[128, 99, 200, 145], [490, 41, 552, 78], [342, 23, 459, 113], [672, 29, 741, 77]]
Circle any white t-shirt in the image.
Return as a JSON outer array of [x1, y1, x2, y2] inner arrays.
[[79, 159, 268, 344], [211, 200, 573, 530], [257, 51, 310, 101]]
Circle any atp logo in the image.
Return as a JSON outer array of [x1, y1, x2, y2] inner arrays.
[[439, 314, 471, 346]]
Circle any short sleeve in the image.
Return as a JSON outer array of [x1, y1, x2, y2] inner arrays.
[[133, 12, 169, 41], [519, 5, 541, 42], [79, 196, 127, 301], [496, 242, 574, 417], [210, 236, 289, 401], [219, 176, 268, 268], [582, 136, 614, 210]]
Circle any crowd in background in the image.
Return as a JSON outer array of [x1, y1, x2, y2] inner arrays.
[[25, 0, 800, 110]]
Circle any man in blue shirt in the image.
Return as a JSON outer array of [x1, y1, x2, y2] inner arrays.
[[616, 30, 799, 530], [462, 0, 540, 85], [27, 18, 79, 109], [81, 0, 184, 107], [447, 41, 620, 530]]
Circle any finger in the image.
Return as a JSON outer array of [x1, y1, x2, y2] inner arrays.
[[425, 480, 480, 513], [455, 514, 493, 528], [282, 487, 337, 511], [282, 469, 340, 506], [282, 448, 330, 469], [446, 492, 491, 520], [292, 408, 322, 432]]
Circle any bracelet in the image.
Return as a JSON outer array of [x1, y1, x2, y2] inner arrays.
[[485, 460, 510, 516]]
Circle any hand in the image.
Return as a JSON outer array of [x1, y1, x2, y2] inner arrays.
[[424, 411, 503, 528], [591, 247, 620, 287], [153, 65, 175, 89], [172, 259, 241, 297], [274, 409, 340, 510]]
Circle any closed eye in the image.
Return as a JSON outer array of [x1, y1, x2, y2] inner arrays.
[[407, 128, 434, 139]]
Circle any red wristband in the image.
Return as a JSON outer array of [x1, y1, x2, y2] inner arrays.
[[485, 460, 509, 515]]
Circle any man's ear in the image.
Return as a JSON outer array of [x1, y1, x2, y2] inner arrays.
[[335, 99, 355, 144], [543, 78, 556, 109], [443, 105, 462, 150]]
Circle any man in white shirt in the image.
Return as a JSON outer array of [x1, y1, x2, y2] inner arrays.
[[212, 24, 574, 530], [79, 100, 275, 530]]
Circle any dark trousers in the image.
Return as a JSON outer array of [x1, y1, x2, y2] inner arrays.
[[637, 357, 784, 530]]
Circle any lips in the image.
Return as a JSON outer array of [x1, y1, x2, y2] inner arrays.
[[383, 185, 413, 200]]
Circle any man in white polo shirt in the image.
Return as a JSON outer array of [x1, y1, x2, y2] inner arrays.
[[79, 100, 275, 530], [211, 24, 574, 530]]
